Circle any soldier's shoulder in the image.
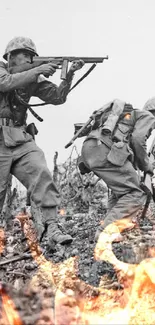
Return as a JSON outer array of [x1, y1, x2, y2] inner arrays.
[[133, 107, 155, 119]]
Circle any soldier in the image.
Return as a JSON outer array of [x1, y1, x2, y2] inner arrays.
[[79, 99, 155, 239], [0, 36, 84, 249], [143, 97, 155, 114]]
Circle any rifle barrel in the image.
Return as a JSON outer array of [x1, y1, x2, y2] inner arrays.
[[33, 56, 109, 63]]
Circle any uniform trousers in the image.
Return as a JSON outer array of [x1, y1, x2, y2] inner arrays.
[[81, 138, 147, 227], [0, 127, 60, 214]]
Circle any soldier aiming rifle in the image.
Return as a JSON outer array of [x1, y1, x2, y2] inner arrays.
[[0, 36, 87, 251]]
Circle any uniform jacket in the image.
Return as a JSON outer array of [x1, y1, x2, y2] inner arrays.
[[130, 109, 155, 172], [85, 107, 155, 173], [0, 61, 73, 121]]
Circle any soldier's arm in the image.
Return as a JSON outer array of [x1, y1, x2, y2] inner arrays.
[[31, 71, 74, 105], [0, 61, 42, 92], [131, 110, 155, 172]]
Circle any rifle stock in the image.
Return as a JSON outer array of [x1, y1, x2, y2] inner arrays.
[[65, 101, 113, 149], [65, 117, 93, 149]]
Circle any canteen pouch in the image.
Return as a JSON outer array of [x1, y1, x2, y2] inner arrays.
[[113, 122, 132, 143]]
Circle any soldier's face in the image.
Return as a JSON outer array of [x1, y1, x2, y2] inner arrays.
[[10, 51, 31, 66]]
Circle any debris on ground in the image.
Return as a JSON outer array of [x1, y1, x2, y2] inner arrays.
[[1, 152, 155, 324]]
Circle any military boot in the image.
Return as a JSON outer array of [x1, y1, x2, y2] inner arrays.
[[36, 224, 45, 242], [30, 202, 45, 243], [42, 207, 73, 246]]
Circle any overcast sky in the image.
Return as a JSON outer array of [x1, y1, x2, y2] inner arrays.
[[0, 0, 155, 170]]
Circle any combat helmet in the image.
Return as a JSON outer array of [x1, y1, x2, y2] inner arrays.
[[3, 36, 38, 60], [143, 97, 155, 113]]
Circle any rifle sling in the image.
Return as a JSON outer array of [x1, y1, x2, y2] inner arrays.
[[69, 63, 97, 92], [14, 64, 97, 122], [14, 91, 44, 122]]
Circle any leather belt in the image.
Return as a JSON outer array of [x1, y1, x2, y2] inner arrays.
[[0, 118, 14, 127]]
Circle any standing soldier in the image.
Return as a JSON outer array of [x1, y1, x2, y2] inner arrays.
[[0, 36, 84, 249], [78, 99, 155, 238]]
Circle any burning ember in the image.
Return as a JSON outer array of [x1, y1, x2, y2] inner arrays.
[[59, 208, 66, 216], [0, 228, 5, 254], [0, 283, 23, 325], [1, 209, 155, 324]]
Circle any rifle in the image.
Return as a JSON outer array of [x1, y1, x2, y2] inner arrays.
[[65, 101, 112, 148], [143, 134, 155, 201], [9, 55, 108, 80]]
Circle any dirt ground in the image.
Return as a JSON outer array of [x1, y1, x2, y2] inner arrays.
[[1, 157, 155, 324], [1, 201, 155, 324]]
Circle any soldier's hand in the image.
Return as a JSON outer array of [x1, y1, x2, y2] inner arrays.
[[37, 63, 58, 76], [69, 60, 85, 72]]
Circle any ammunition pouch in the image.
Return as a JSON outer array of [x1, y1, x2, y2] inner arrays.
[[2, 126, 32, 147], [107, 142, 133, 167], [77, 156, 91, 175], [113, 122, 132, 142]]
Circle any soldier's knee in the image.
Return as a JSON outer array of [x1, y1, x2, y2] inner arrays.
[[36, 166, 53, 183], [83, 157, 93, 170]]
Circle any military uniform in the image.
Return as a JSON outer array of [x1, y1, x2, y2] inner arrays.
[[0, 61, 73, 210], [0, 36, 80, 246], [81, 101, 155, 229]]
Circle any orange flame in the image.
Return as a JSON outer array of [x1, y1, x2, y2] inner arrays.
[[59, 208, 65, 216], [2, 209, 155, 324], [0, 228, 5, 254], [124, 113, 131, 120], [0, 285, 23, 325], [19, 212, 155, 323], [93, 217, 155, 324]]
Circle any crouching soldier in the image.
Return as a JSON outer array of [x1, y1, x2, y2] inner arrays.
[[78, 99, 155, 239], [0, 36, 84, 249]]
